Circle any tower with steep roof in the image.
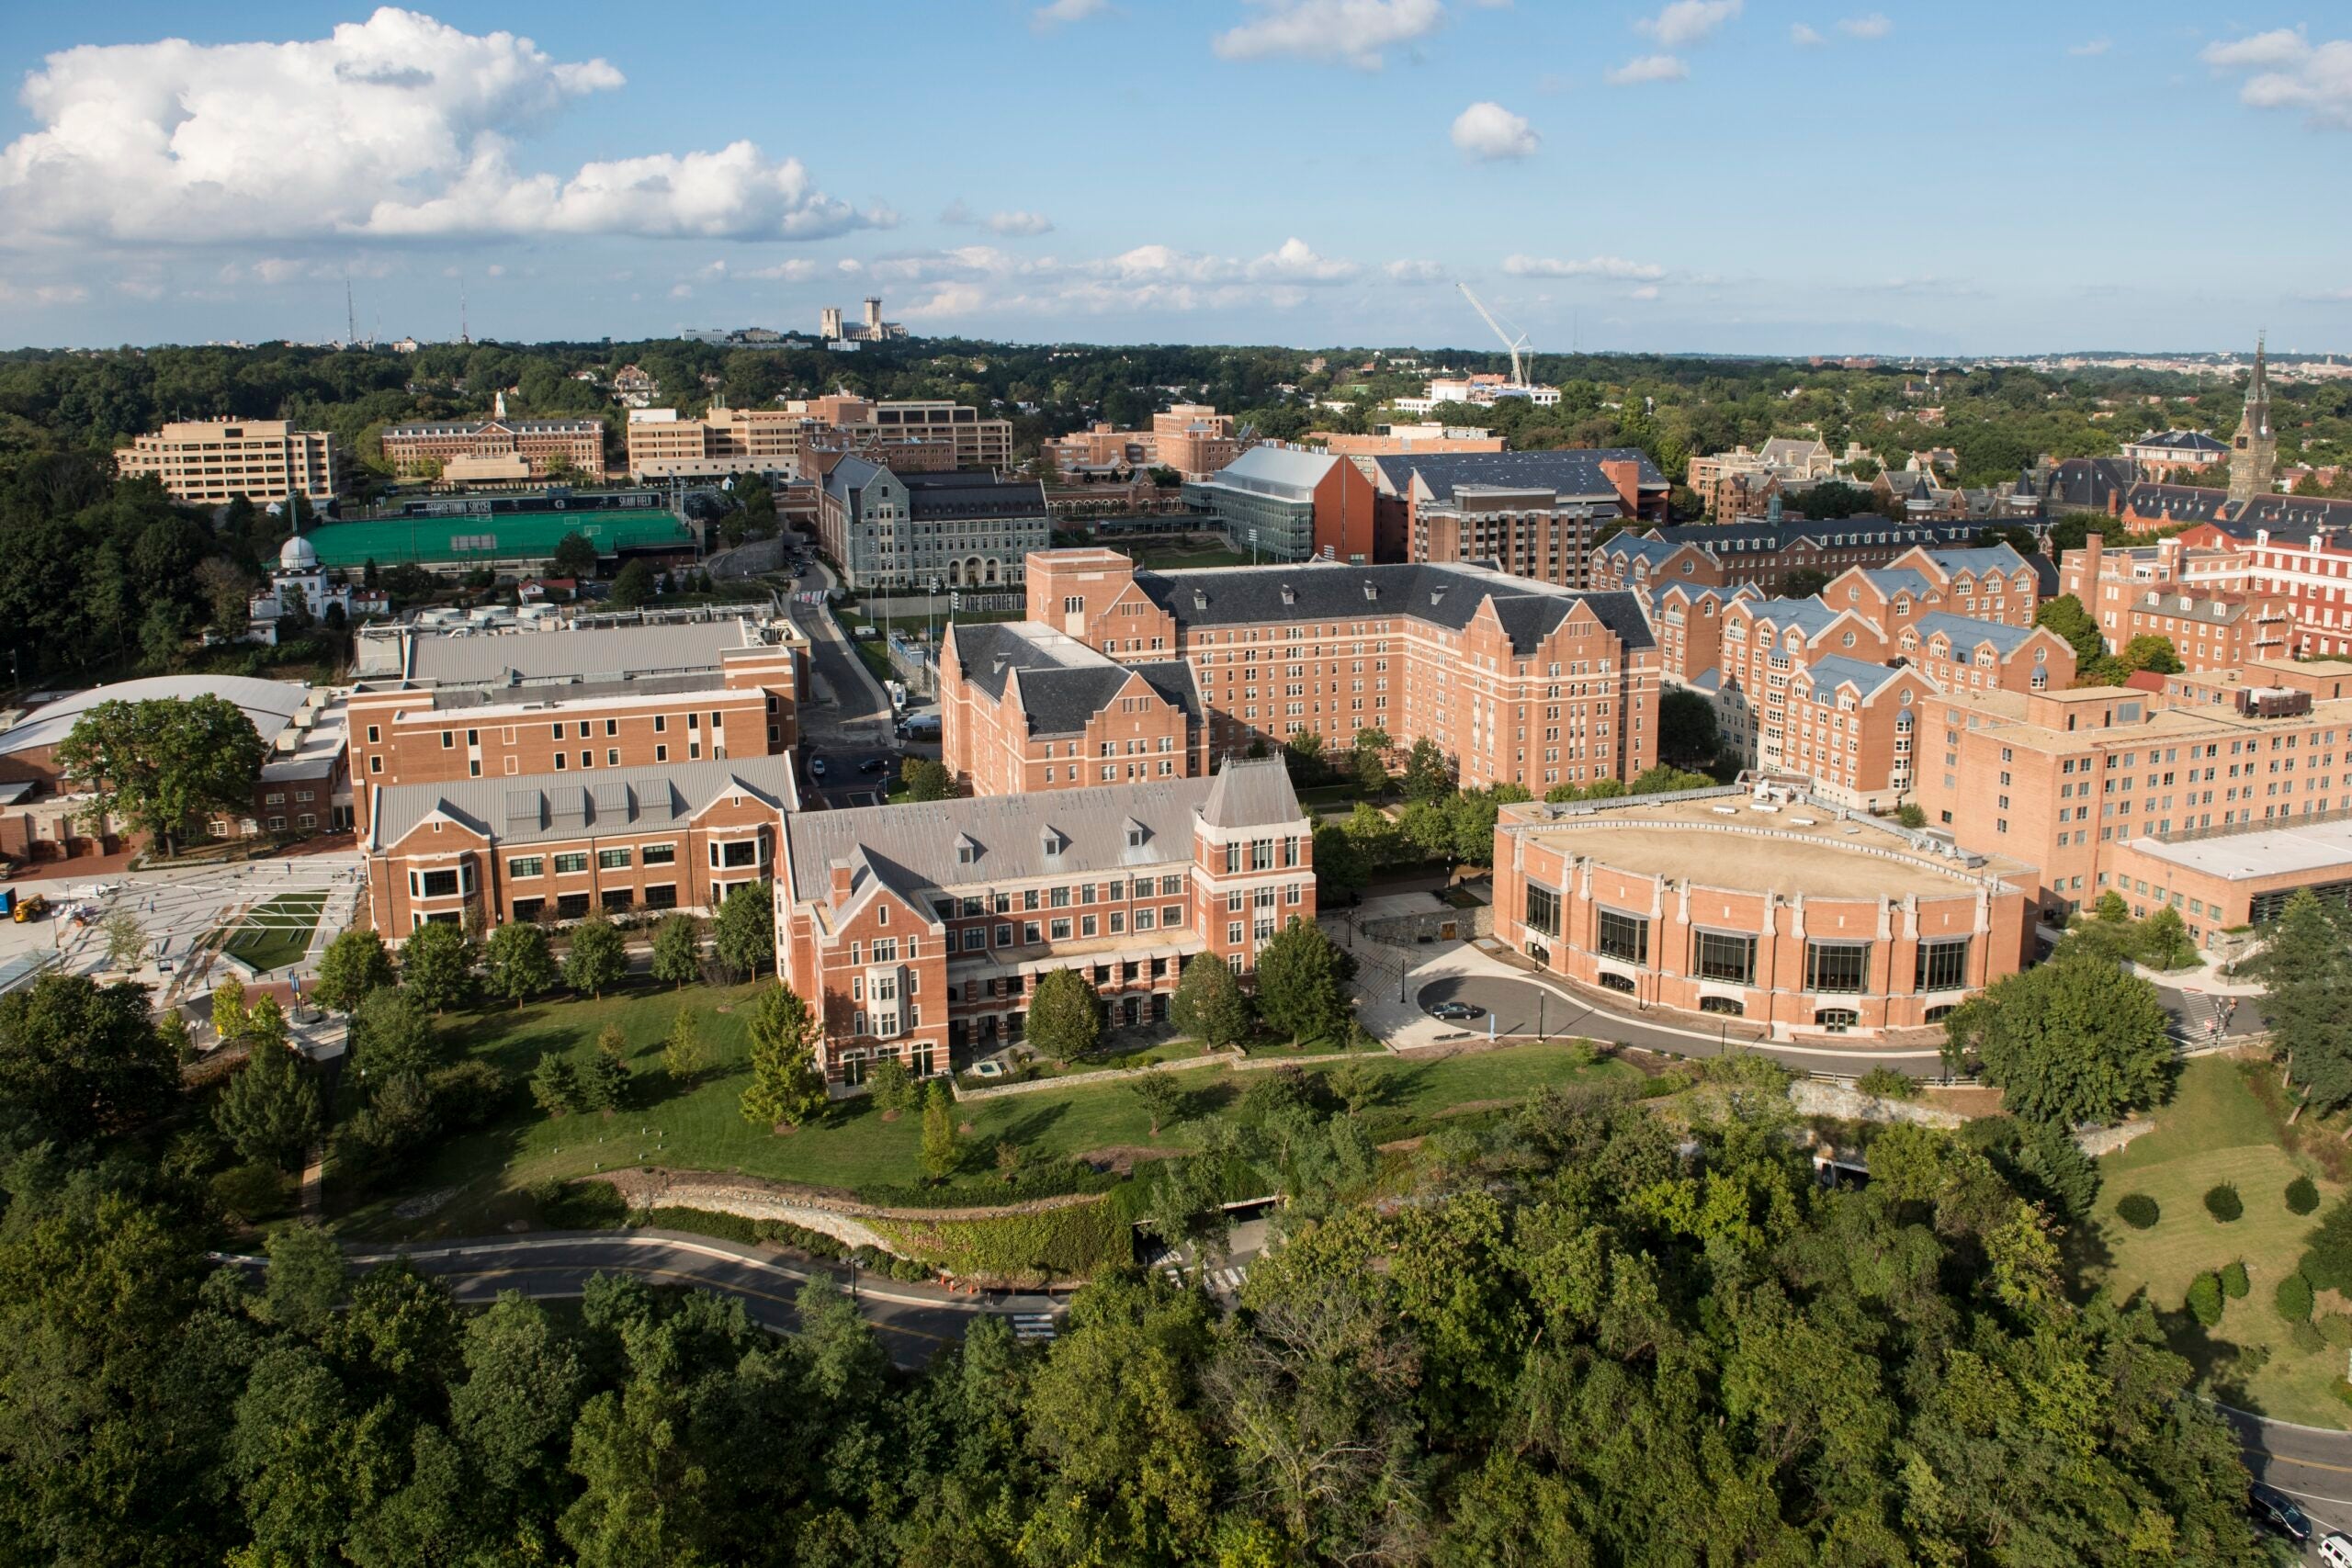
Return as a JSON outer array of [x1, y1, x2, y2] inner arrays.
[[2228, 334, 2276, 504]]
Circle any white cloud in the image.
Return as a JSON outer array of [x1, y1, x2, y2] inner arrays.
[[669, 283, 693, 299], [2202, 28, 2352, 128], [1247, 237, 1360, 283], [1837, 14, 1892, 39], [737, 259, 820, 282], [1630, 285, 1660, 300], [1605, 53, 1689, 84], [1791, 23, 1825, 45], [1211, 0, 1445, 70], [0, 279, 89, 306], [1384, 258, 1447, 283], [1637, 0, 1741, 50], [854, 236, 1372, 322], [1503, 253, 1666, 279], [943, 200, 1056, 236], [1033, 0, 1108, 29], [0, 7, 888, 243], [2069, 39, 2111, 57], [1450, 100, 1540, 160]]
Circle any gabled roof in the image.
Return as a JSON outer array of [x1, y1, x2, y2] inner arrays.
[[1734, 596, 1844, 638], [1370, 447, 1668, 503], [1799, 655, 1910, 698], [1857, 567, 1934, 599], [1196, 445, 1340, 499], [368, 754, 797, 852], [2132, 429, 2229, 453], [782, 758, 1303, 905], [1917, 544, 2033, 579], [1909, 612, 2041, 657], [1130, 560, 1656, 653], [947, 621, 1201, 732]]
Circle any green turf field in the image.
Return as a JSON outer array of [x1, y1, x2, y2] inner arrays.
[[302, 508, 693, 568], [220, 891, 327, 972]]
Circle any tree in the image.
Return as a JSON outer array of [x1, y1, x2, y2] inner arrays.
[[1657, 688, 1719, 769], [899, 759, 954, 801], [2244, 889, 2352, 1113], [563, 913, 628, 999], [352, 986, 440, 1077], [52, 694, 266, 856], [2120, 633, 2183, 676], [650, 914, 703, 989], [0, 973, 176, 1143], [919, 1079, 958, 1182], [1351, 726, 1391, 756], [195, 557, 254, 632], [1254, 918, 1357, 1046], [1351, 746, 1388, 796], [1283, 728, 1324, 780], [260, 1224, 345, 1334], [99, 910, 146, 972], [1450, 789, 1502, 864], [209, 974, 252, 1043], [1946, 955, 2171, 1127], [313, 929, 395, 1013], [398, 919, 477, 1014], [529, 1052, 582, 1116], [551, 531, 598, 579], [662, 1008, 707, 1085], [740, 981, 827, 1131], [578, 1051, 630, 1113], [1342, 800, 1402, 869], [711, 879, 775, 977], [1311, 822, 1366, 896], [481, 920, 557, 1008], [1401, 738, 1453, 804], [1782, 567, 1832, 599], [1028, 967, 1102, 1063], [866, 1054, 916, 1117], [1132, 1072, 1185, 1136], [2035, 593, 2105, 666], [215, 1037, 322, 1168], [609, 558, 655, 609], [1629, 764, 1716, 795], [1171, 953, 1254, 1049]]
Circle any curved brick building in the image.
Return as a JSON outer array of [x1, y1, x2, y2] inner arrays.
[[1491, 785, 2033, 1038]]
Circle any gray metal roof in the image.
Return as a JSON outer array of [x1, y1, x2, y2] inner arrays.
[[403, 619, 760, 687], [901, 472, 1047, 521], [1909, 613, 2041, 656], [368, 754, 798, 851], [783, 757, 1301, 905], [1799, 655, 1909, 698], [0, 675, 310, 757], [1917, 545, 2032, 579], [1372, 447, 1668, 502], [1133, 559, 1655, 654], [1194, 445, 1340, 499], [1737, 597, 1845, 638]]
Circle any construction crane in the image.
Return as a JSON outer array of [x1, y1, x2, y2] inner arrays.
[[1457, 282, 1530, 386]]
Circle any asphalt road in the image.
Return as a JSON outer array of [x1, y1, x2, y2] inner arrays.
[[220, 1230, 1058, 1367], [2222, 1406, 2352, 1558]]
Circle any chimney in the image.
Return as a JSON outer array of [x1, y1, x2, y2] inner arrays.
[[828, 859, 853, 906], [1600, 457, 1642, 516], [2081, 531, 2103, 593]]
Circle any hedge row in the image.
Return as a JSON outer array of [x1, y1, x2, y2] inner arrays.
[[868, 1197, 1128, 1283]]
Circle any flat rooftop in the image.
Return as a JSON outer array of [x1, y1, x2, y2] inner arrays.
[[2131, 818, 2352, 884], [1503, 790, 2025, 899]]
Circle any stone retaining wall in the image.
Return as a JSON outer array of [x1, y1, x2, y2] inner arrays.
[[1789, 1077, 1965, 1129], [595, 1167, 1106, 1258], [1361, 904, 1494, 946]]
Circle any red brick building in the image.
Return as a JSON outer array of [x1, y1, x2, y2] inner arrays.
[[776, 759, 1311, 1083], [1489, 787, 2033, 1038], [381, 417, 609, 483], [1015, 548, 1657, 795], [1369, 448, 1669, 581], [364, 755, 796, 937], [938, 620, 1206, 795], [347, 619, 804, 836]]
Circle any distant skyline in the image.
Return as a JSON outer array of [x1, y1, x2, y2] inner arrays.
[[2, 2, 2349, 357]]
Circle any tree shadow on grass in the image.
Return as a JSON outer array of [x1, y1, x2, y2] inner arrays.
[[997, 1101, 1070, 1150]]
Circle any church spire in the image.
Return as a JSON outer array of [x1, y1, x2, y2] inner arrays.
[[2227, 333, 2276, 505]]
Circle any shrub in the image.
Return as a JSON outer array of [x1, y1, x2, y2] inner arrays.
[[2289, 1176, 2323, 1215], [2116, 1193, 2160, 1230], [2293, 1321, 2329, 1353], [2204, 1183, 2244, 1223], [2187, 1271, 2224, 1326], [209, 1162, 288, 1223], [2222, 1259, 2250, 1299], [2278, 1270, 2315, 1323], [643, 1205, 759, 1245], [2324, 1314, 2352, 1348], [2304, 1247, 2349, 1295], [1855, 1066, 1917, 1101]]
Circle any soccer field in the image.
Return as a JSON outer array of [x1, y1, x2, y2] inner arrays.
[[301, 509, 694, 569]]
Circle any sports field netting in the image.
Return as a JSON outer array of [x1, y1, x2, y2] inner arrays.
[[302, 508, 695, 568]]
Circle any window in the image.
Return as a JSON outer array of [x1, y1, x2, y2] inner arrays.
[[642, 844, 675, 866], [507, 855, 544, 878], [511, 897, 544, 922], [1813, 1008, 1859, 1032], [415, 868, 460, 898], [644, 884, 677, 909], [1699, 996, 1744, 1016], [1596, 908, 1648, 964], [1694, 930, 1756, 986], [1915, 937, 1970, 992], [1050, 918, 1072, 940], [554, 852, 589, 874], [597, 848, 631, 871], [1805, 941, 1871, 994], [1525, 883, 1562, 939], [1598, 971, 1636, 994]]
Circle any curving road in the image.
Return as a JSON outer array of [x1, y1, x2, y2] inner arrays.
[[2223, 1405, 2352, 1546], [217, 1229, 1061, 1366]]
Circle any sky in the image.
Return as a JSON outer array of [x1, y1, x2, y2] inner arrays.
[[0, 1, 2348, 358]]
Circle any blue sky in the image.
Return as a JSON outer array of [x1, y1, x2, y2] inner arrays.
[[1, 1, 2346, 356]]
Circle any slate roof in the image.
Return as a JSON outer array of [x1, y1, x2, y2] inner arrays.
[[1130, 560, 1655, 653], [1908, 613, 2040, 656], [2132, 429, 2229, 454], [1859, 567, 1934, 598], [368, 754, 798, 852], [1917, 544, 2033, 579], [901, 471, 1047, 521], [1647, 518, 1981, 553], [2043, 457, 2137, 513], [1370, 447, 1668, 503], [945, 620, 1202, 732], [1736, 597, 1846, 637], [1799, 655, 1910, 698], [782, 757, 1302, 905]]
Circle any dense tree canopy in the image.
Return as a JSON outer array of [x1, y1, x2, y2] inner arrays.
[[1946, 955, 2172, 1126]]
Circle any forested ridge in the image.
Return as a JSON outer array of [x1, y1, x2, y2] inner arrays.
[[0, 1063, 2268, 1566]]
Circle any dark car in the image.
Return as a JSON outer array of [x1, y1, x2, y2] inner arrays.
[[859, 757, 888, 773], [2249, 1482, 2311, 1542], [1427, 1000, 1484, 1021]]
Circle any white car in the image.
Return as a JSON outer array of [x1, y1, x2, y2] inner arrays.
[[808, 757, 828, 779], [2318, 1530, 2352, 1568]]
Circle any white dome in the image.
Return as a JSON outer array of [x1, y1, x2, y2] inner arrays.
[[278, 535, 320, 571]]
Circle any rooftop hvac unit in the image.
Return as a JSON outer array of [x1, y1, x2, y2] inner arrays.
[[2234, 686, 2312, 719]]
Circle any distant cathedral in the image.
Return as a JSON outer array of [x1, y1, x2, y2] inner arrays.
[[2227, 334, 2276, 504]]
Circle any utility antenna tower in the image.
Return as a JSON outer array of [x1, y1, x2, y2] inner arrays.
[[345, 276, 358, 347], [1456, 282, 1531, 385], [460, 288, 470, 345]]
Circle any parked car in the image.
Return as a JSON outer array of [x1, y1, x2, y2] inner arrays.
[[859, 757, 888, 774], [808, 757, 828, 779], [2249, 1483, 2311, 1542], [1427, 999, 1484, 1021], [2319, 1530, 2352, 1568]]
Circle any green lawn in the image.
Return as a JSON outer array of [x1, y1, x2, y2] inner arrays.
[[336, 982, 1636, 1243], [220, 892, 327, 973], [2084, 1056, 2348, 1427]]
